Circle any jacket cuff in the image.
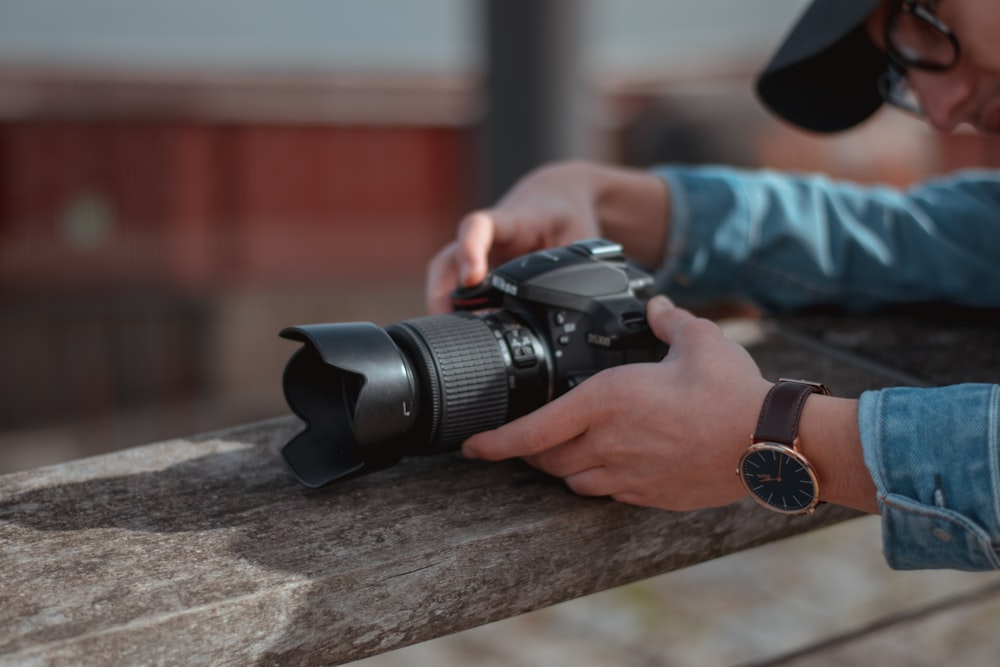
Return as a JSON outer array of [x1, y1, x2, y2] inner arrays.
[[859, 385, 1000, 570]]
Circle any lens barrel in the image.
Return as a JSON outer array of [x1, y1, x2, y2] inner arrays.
[[389, 313, 510, 453]]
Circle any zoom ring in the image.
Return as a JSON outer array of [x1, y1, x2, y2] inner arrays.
[[404, 313, 509, 452]]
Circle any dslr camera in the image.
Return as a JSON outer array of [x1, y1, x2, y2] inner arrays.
[[280, 239, 668, 487]]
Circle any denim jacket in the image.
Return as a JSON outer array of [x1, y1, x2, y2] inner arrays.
[[654, 165, 1000, 570]]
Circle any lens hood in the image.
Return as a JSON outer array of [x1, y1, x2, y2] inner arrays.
[[280, 323, 418, 487]]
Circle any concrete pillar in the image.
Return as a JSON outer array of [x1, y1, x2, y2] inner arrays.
[[482, 0, 587, 202]]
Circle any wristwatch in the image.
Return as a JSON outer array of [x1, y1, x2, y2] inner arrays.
[[737, 379, 830, 515]]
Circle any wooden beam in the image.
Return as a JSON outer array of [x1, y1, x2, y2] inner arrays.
[[0, 423, 858, 665]]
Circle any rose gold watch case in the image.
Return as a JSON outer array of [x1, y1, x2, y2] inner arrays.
[[737, 440, 821, 515]]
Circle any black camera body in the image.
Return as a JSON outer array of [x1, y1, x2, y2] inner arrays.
[[280, 239, 667, 487]]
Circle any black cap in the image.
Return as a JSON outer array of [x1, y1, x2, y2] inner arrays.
[[756, 0, 887, 133]]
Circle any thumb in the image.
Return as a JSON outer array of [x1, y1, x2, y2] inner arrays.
[[645, 295, 698, 347]]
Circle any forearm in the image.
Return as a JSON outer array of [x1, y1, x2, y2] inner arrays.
[[654, 165, 1000, 311]]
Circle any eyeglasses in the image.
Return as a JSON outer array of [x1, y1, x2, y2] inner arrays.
[[879, 63, 924, 116], [877, 0, 961, 117]]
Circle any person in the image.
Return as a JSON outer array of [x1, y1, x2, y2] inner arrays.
[[425, 0, 1000, 571]]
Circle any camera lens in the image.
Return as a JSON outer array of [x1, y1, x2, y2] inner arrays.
[[280, 311, 551, 485], [389, 311, 549, 453]]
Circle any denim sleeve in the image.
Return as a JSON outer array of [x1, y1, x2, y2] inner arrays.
[[859, 385, 1000, 571], [651, 165, 1000, 570], [653, 165, 1000, 312]]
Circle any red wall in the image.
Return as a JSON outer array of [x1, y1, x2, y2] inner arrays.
[[0, 121, 474, 294]]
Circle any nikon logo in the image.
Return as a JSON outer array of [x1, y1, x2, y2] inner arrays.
[[587, 333, 612, 347], [491, 275, 519, 296]]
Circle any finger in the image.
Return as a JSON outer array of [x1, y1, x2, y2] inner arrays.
[[456, 212, 497, 286], [646, 295, 722, 353], [563, 466, 619, 498], [522, 436, 600, 479], [610, 491, 645, 507], [425, 241, 461, 314], [463, 387, 594, 461], [645, 295, 693, 344]]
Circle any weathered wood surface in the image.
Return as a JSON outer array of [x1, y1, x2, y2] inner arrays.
[[0, 422, 861, 667], [2, 307, 996, 666]]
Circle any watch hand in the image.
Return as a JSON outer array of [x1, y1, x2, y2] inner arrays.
[[776, 454, 783, 482]]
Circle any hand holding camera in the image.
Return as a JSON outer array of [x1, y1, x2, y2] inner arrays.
[[280, 239, 668, 487], [464, 294, 773, 512], [425, 161, 670, 315]]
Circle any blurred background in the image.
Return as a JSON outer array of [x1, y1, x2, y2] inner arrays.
[[6, 3, 1000, 665], [1, 0, 999, 472]]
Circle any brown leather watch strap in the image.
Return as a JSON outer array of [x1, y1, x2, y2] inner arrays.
[[753, 380, 829, 445]]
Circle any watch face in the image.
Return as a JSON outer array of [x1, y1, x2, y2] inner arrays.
[[739, 443, 819, 514]]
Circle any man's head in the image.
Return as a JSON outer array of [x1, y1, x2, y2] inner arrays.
[[757, 0, 1000, 134]]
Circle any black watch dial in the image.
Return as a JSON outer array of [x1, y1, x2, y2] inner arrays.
[[739, 443, 819, 514]]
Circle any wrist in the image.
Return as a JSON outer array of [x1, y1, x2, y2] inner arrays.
[[799, 395, 878, 514], [740, 381, 829, 514]]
